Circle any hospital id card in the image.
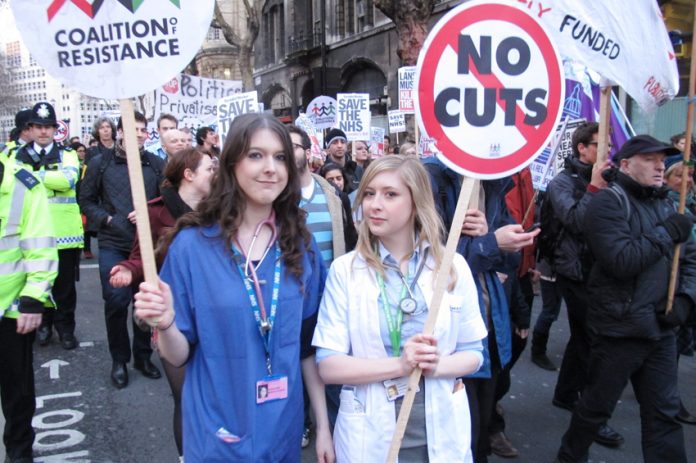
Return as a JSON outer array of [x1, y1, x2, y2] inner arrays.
[[383, 376, 420, 402], [256, 375, 288, 404]]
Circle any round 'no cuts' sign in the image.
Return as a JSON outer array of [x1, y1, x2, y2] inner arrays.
[[11, 0, 214, 99], [416, 0, 564, 179]]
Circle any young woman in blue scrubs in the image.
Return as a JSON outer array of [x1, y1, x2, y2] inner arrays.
[[134, 114, 334, 462]]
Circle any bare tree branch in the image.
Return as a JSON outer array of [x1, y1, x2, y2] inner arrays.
[[212, 0, 263, 90], [374, 0, 436, 65], [214, 1, 243, 47]]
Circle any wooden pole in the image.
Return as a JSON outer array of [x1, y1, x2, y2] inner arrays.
[[596, 86, 612, 166], [119, 99, 160, 325], [667, 2, 696, 313], [414, 117, 420, 152], [468, 179, 481, 210], [386, 175, 477, 463]]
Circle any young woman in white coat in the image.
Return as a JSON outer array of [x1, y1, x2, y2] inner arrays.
[[313, 155, 487, 462]]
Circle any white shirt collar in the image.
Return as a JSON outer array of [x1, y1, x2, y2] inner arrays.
[[33, 142, 54, 154]]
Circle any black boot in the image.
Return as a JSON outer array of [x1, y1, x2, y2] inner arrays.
[[531, 331, 557, 371]]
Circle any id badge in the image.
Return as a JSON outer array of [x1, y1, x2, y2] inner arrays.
[[256, 375, 288, 404], [383, 376, 420, 402]]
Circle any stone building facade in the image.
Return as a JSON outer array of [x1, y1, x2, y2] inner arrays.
[[250, 0, 460, 131]]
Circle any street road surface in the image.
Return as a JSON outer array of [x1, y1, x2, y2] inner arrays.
[[3, 253, 693, 462]]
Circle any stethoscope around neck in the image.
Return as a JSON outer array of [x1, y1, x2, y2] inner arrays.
[[378, 246, 429, 315], [234, 210, 278, 333]]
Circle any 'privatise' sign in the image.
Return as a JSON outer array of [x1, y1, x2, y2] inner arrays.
[[155, 73, 243, 131]]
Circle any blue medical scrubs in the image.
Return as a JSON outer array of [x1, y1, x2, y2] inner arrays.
[[160, 224, 325, 462]]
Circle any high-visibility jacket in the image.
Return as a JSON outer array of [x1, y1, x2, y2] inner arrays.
[[12, 144, 84, 249], [0, 151, 58, 319]]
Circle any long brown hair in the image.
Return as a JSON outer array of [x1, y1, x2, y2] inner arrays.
[[161, 114, 311, 280]]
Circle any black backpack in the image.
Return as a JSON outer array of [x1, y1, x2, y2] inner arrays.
[[536, 178, 631, 266], [536, 172, 585, 265], [536, 190, 563, 264]]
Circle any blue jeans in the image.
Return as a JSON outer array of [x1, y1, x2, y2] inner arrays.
[[98, 247, 152, 363]]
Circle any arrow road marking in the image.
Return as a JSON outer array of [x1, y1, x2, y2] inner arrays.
[[41, 359, 69, 380]]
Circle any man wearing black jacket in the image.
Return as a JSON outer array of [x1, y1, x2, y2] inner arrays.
[[546, 122, 623, 447], [556, 135, 695, 463], [79, 111, 164, 389]]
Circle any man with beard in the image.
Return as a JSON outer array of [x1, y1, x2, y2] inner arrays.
[[324, 128, 357, 193], [288, 124, 356, 447]]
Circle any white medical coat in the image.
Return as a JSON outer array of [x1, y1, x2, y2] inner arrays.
[[313, 248, 487, 462]]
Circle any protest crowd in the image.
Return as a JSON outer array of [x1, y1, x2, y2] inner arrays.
[[0, 1, 694, 461], [1, 98, 695, 463]]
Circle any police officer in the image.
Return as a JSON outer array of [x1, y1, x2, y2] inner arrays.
[[1, 109, 33, 154], [0, 150, 58, 463], [12, 102, 83, 350]]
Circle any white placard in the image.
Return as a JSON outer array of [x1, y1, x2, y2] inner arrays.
[[337, 93, 371, 141], [12, 0, 214, 99], [217, 91, 259, 147]]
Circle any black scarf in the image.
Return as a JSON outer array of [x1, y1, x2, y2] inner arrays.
[[160, 186, 192, 219], [615, 171, 669, 200]]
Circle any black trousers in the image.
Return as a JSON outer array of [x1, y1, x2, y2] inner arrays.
[[98, 247, 152, 363], [465, 328, 503, 463], [42, 248, 80, 336], [465, 373, 499, 463], [558, 334, 686, 463], [554, 275, 591, 404], [0, 318, 36, 460], [489, 331, 528, 435]]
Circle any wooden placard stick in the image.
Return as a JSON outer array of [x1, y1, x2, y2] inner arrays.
[[468, 178, 481, 210], [667, 0, 696, 314], [386, 175, 477, 463], [596, 86, 612, 166], [414, 118, 420, 152], [119, 99, 159, 324]]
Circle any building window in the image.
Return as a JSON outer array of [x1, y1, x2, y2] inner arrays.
[[206, 27, 221, 41], [5, 41, 21, 68]]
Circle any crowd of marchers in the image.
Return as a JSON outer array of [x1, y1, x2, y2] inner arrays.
[[1, 101, 695, 463]]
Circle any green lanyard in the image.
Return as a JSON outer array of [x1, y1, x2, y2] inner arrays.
[[376, 272, 409, 357]]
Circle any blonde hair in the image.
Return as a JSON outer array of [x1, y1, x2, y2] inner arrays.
[[353, 155, 457, 289]]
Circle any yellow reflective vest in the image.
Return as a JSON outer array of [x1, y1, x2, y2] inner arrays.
[[12, 144, 84, 250], [0, 151, 58, 319]]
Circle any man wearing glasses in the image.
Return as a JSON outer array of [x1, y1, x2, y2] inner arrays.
[[544, 122, 624, 448]]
